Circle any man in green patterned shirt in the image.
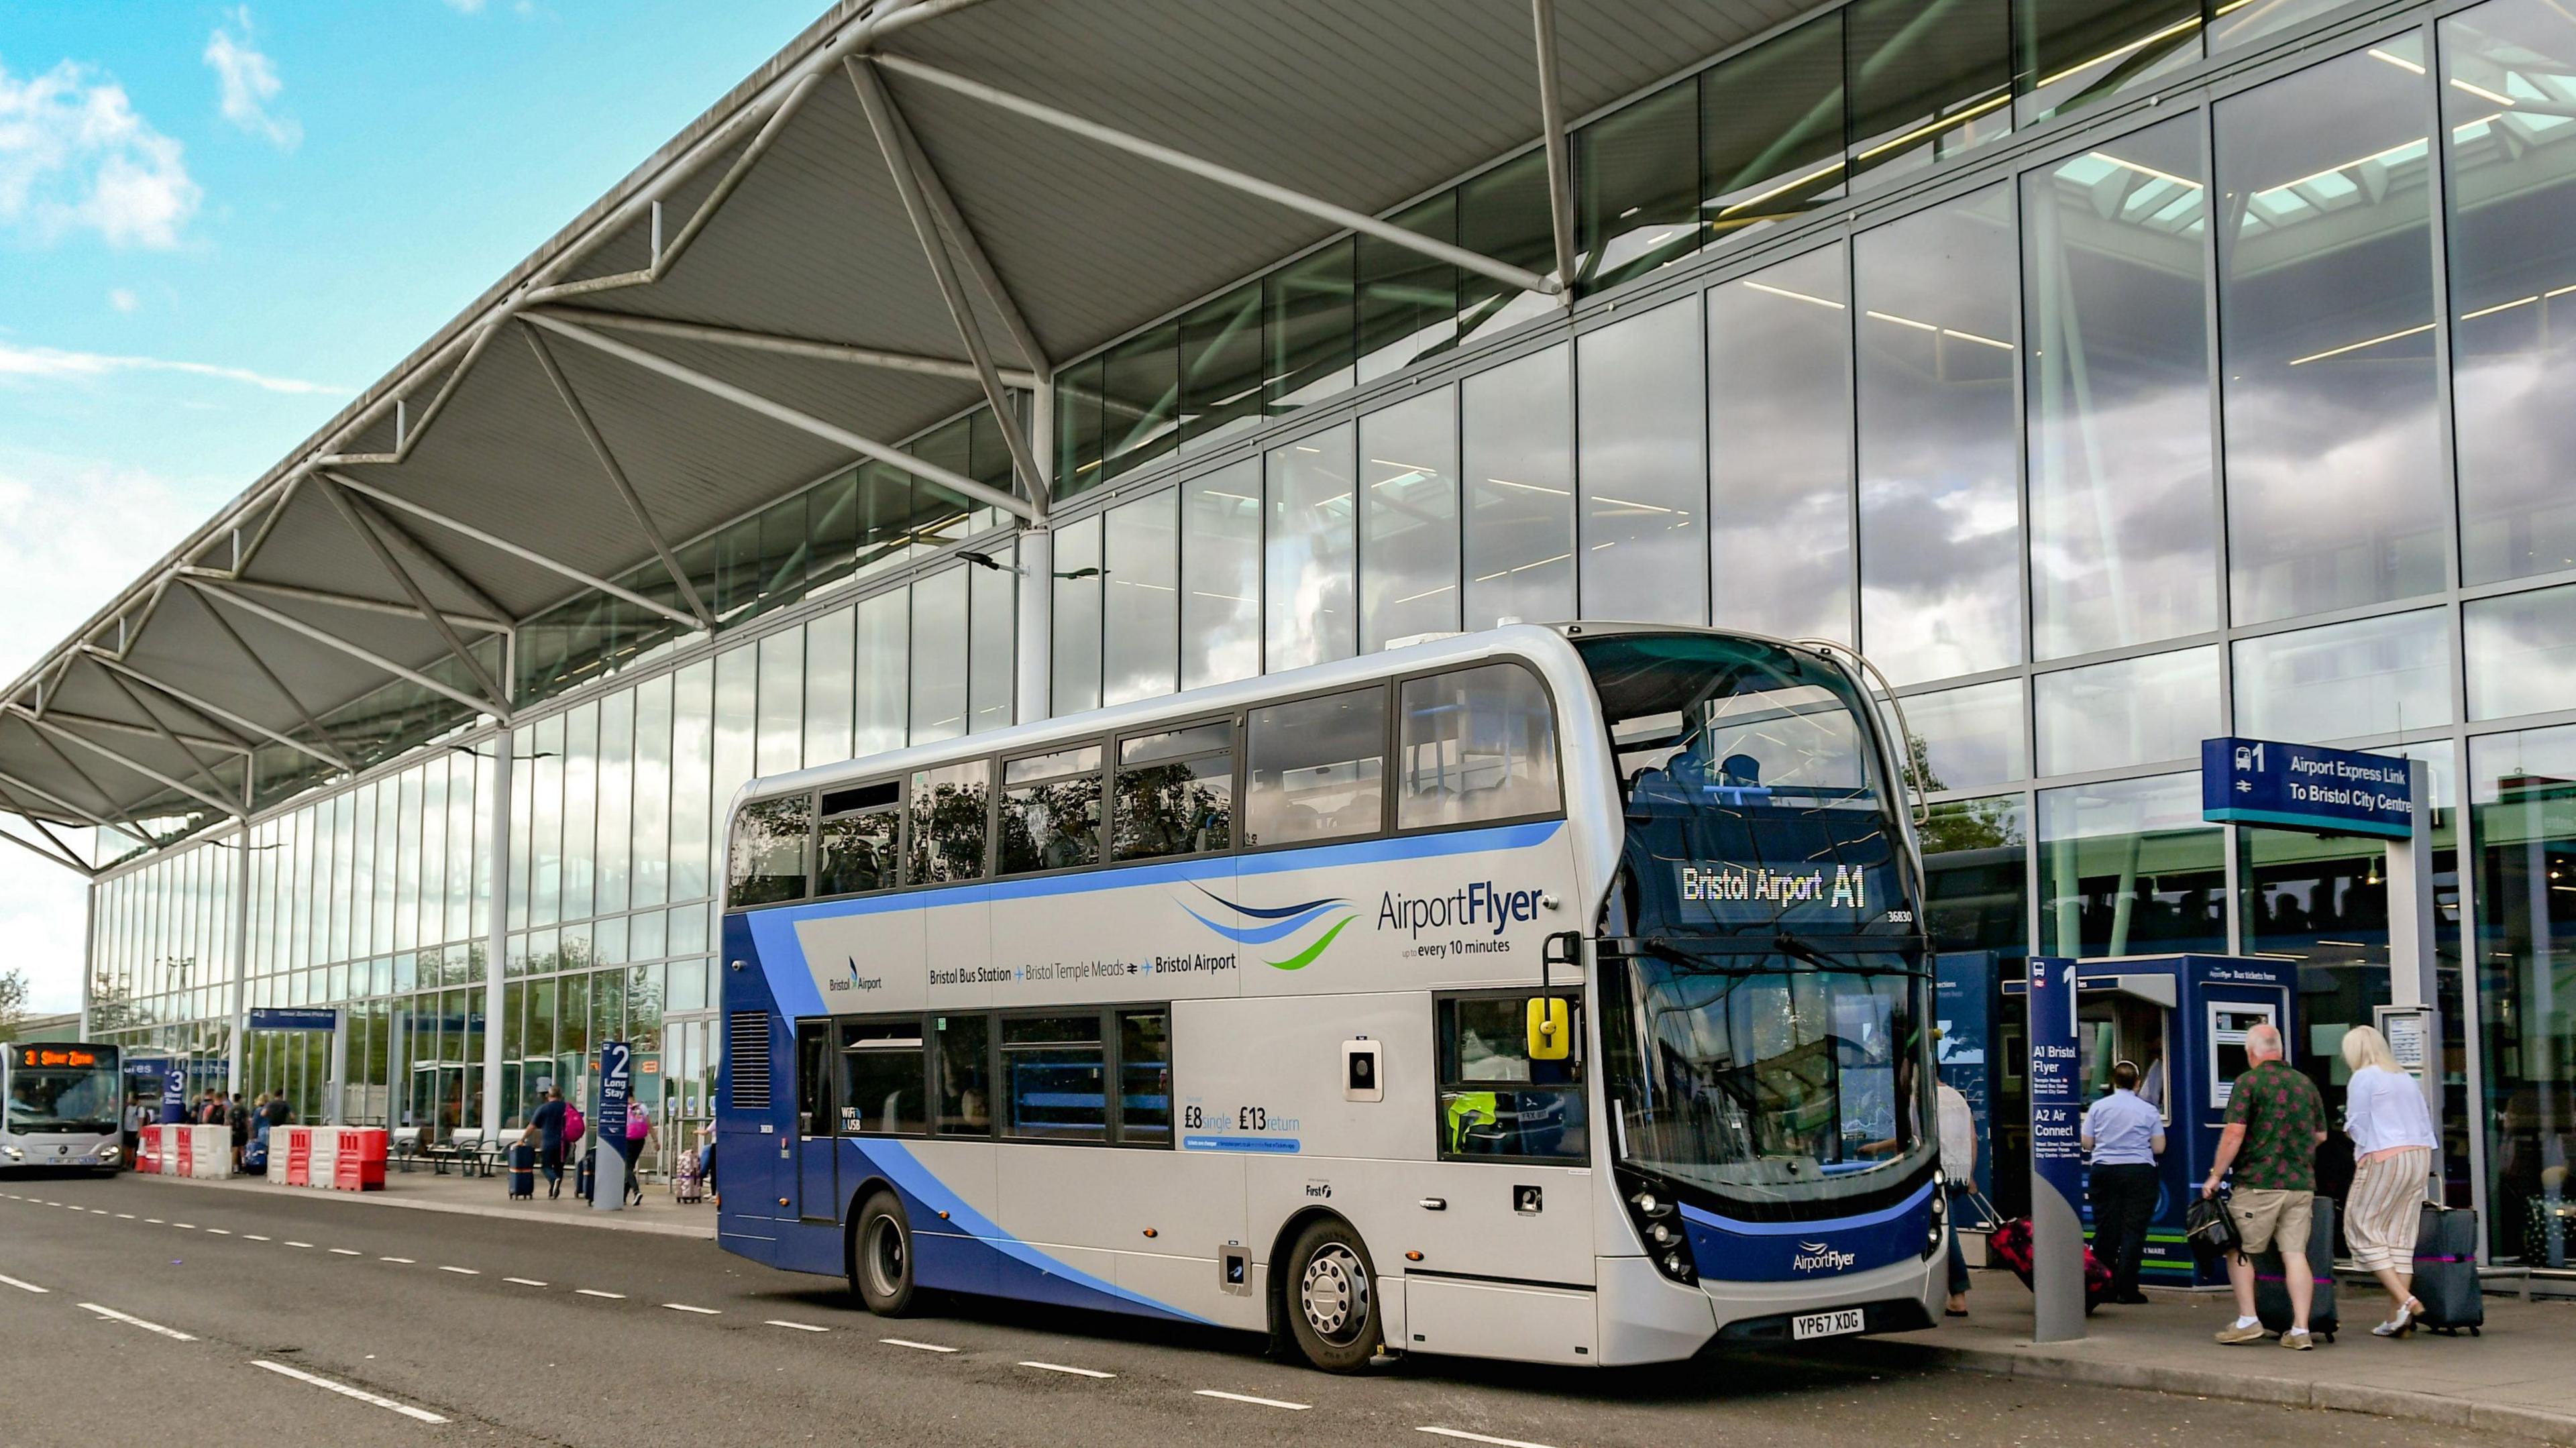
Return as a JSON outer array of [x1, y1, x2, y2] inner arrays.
[[2200, 1023, 2328, 1349]]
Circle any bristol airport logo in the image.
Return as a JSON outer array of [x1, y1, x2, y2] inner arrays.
[[1177, 886, 1356, 971], [1790, 1240, 1858, 1273]]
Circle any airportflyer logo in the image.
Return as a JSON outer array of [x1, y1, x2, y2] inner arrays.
[[1790, 1240, 1858, 1273], [1177, 886, 1356, 970]]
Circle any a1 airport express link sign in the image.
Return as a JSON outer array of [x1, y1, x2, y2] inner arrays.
[[2200, 736, 2417, 840]]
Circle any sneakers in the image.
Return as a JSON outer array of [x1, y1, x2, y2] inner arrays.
[[2214, 1322, 2267, 1345], [2280, 1329, 2315, 1350]]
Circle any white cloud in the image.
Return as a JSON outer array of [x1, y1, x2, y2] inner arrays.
[[0, 58, 201, 248], [204, 9, 301, 150], [108, 287, 138, 313], [443, 0, 488, 11], [0, 338, 345, 396]]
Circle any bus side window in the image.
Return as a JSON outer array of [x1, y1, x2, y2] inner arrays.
[[816, 781, 901, 895], [999, 743, 1105, 875], [837, 1018, 928, 1135], [794, 1021, 832, 1137], [1114, 722, 1235, 860], [1244, 685, 1387, 846], [1398, 663, 1560, 831], [1117, 1010, 1172, 1145], [907, 760, 991, 884], [1435, 993, 1587, 1163], [729, 795, 814, 907], [933, 1015, 992, 1135], [1000, 1014, 1108, 1144]]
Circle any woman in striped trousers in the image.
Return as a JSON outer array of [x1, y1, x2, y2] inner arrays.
[[2341, 1025, 2439, 1337]]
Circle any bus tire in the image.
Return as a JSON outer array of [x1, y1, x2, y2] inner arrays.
[[849, 1189, 917, 1317], [1282, 1217, 1381, 1373]]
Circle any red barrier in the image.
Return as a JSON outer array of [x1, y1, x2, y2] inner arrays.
[[284, 1127, 311, 1187], [136, 1124, 161, 1175], [335, 1128, 387, 1190]]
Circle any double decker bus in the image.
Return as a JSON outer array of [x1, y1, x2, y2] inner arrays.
[[2, 1041, 123, 1174], [714, 624, 1944, 1370]]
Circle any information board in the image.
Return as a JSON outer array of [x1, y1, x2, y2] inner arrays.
[[2201, 737, 2415, 839], [2027, 956, 2086, 1342]]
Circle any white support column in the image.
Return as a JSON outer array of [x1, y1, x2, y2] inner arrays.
[[1016, 524, 1053, 726], [79, 881, 97, 1040], [227, 822, 250, 1098], [480, 737, 511, 1144], [2385, 757, 2445, 1192]]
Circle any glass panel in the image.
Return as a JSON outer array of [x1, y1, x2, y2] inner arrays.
[[2467, 581, 2576, 721], [855, 588, 908, 757], [2445, 0, 2576, 583], [1244, 686, 1385, 847], [1396, 663, 1560, 829], [837, 1019, 927, 1135], [596, 690, 633, 918], [632, 674, 672, 911], [1052, 514, 1104, 716], [1265, 422, 1358, 671], [710, 646, 757, 898], [1181, 461, 1262, 690], [1115, 722, 1234, 860], [2233, 609, 2452, 740], [1458, 149, 1560, 341], [755, 627, 803, 777], [1577, 298, 1705, 625], [818, 783, 902, 897], [804, 608, 855, 769], [1708, 243, 1854, 645], [1701, 13, 1846, 244], [2468, 723, 2576, 1260], [1055, 357, 1105, 497], [2038, 773, 2225, 957], [909, 569, 969, 743], [2025, 118, 2217, 659], [1461, 345, 1574, 632], [2035, 647, 2218, 775], [1265, 237, 1354, 413], [1359, 388, 1460, 652], [1898, 679, 2029, 793], [969, 543, 1016, 734], [1847, 0, 2012, 189], [669, 661, 714, 901], [1441, 994, 1588, 1161], [2017, 0, 2203, 126], [2210, 0, 2345, 53], [933, 1014, 992, 1135], [1923, 793, 2030, 964], [1180, 282, 1265, 451], [1102, 321, 1179, 480], [528, 715, 561, 929], [1118, 1009, 1172, 1145], [906, 759, 989, 885], [999, 744, 1104, 875], [1857, 184, 2021, 683], [1575, 78, 1699, 296], [2217, 37, 2444, 623], [725, 795, 810, 908], [1001, 1013, 1107, 1142], [1358, 193, 1458, 382], [1104, 491, 1179, 706]]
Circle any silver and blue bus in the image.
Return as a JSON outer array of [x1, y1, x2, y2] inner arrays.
[[714, 624, 1944, 1370], [2, 1041, 123, 1174]]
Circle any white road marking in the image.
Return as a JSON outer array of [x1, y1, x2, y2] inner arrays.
[[766, 1320, 828, 1333], [284, 1241, 313, 1248], [437, 1266, 479, 1276], [381, 1257, 416, 1264], [504, 1278, 547, 1287], [115, 1213, 133, 1219], [207, 1229, 233, 1235], [1196, 1390, 1311, 1410], [172, 1223, 196, 1230], [1019, 1360, 1114, 1379], [881, 1338, 957, 1353], [663, 1302, 720, 1315], [78, 1302, 197, 1341], [252, 1359, 448, 1425], [244, 1235, 270, 1241], [1417, 1430, 1557, 1448], [328, 1248, 362, 1256], [574, 1288, 624, 1299], [144, 1218, 164, 1224], [0, 1274, 50, 1294]]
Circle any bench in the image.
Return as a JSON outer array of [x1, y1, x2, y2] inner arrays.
[[389, 1127, 423, 1174]]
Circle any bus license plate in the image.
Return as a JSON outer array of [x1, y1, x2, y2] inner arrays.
[[1791, 1308, 1866, 1341]]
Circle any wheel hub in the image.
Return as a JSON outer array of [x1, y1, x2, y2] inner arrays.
[[1300, 1243, 1368, 1341]]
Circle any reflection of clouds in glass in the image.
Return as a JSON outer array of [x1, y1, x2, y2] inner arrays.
[[1711, 245, 1853, 645], [2467, 583, 2576, 722], [2036, 647, 2218, 775], [1360, 390, 1460, 651], [1463, 347, 1574, 632], [2457, 347, 2576, 580], [2233, 608, 2449, 741], [1183, 464, 1262, 690], [1899, 679, 2027, 791], [1578, 299, 1705, 626], [1265, 426, 1357, 671], [2029, 386, 2214, 657], [2220, 374, 2443, 622], [1104, 492, 1177, 706]]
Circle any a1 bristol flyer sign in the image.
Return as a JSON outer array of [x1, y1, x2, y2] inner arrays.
[[2201, 736, 2416, 840]]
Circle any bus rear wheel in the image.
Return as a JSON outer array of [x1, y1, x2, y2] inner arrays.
[[849, 1190, 917, 1316], [1283, 1217, 1381, 1373]]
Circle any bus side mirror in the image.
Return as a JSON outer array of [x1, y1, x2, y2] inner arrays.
[[1527, 997, 1570, 1062]]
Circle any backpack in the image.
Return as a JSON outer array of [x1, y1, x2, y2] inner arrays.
[[562, 1104, 586, 1143], [626, 1103, 651, 1141]]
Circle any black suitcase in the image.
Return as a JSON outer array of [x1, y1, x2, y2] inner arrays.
[[2413, 1203, 2483, 1336], [576, 1147, 596, 1202], [508, 1141, 536, 1201], [2253, 1195, 2339, 1342]]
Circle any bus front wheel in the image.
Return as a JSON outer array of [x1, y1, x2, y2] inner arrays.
[[1283, 1217, 1381, 1373], [849, 1190, 917, 1316]]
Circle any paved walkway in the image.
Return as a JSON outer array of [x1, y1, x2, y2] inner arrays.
[[1839, 1273, 2576, 1444], [125, 1163, 717, 1239]]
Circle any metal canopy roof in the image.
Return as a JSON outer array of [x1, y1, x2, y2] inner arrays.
[[0, 0, 1812, 869]]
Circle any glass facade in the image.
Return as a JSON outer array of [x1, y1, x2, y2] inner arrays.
[[80, 0, 2576, 1262]]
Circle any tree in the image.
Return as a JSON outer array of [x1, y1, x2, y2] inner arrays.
[[0, 968, 25, 1041], [87, 972, 138, 1032]]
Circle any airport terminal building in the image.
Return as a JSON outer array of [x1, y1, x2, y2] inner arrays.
[[5, 0, 2573, 1269]]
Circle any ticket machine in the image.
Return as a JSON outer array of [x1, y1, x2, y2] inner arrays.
[[1998, 954, 2295, 1287]]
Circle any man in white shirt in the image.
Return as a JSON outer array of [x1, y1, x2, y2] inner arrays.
[[2082, 1059, 2167, 1305]]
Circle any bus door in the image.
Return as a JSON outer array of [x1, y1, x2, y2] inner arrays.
[[794, 1021, 835, 1221]]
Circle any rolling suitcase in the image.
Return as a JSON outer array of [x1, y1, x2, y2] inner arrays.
[[508, 1141, 537, 1201], [576, 1147, 596, 1203], [2253, 1195, 2339, 1342], [1986, 1215, 2113, 1314], [2413, 1203, 2483, 1336]]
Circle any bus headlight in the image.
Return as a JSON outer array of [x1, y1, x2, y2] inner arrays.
[[97, 1145, 121, 1164], [1, 1146, 21, 1161], [1617, 1171, 1696, 1286]]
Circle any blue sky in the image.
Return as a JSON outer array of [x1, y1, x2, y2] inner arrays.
[[1, 1, 826, 1012]]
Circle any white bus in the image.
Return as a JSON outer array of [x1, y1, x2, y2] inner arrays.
[[2, 1041, 123, 1174], [714, 624, 1945, 1371]]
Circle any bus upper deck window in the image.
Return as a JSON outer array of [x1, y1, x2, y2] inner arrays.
[[728, 795, 813, 908], [1397, 663, 1560, 830], [817, 781, 901, 895], [1115, 722, 1234, 860], [1244, 686, 1386, 846], [907, 760, 990, 885], [999, 743, 1105, 875]]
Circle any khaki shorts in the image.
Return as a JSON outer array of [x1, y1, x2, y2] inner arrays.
[[2229, 1187, 2314, 1256]]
